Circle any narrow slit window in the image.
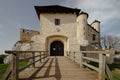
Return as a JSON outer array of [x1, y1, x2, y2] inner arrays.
[[55, 19, 60, 25], [92, 34, 96, 41]]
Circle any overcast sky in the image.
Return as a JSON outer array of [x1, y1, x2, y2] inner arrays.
[[0, 0, 120, 54]]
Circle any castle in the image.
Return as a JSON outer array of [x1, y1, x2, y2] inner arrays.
[[15, 5, 101, 57], [5, 5, 118, 65]]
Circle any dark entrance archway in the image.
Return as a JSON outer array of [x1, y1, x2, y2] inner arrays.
[[50, 41, 64, 56]]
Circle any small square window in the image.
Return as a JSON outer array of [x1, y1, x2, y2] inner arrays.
[[55, 19, 60, 25]]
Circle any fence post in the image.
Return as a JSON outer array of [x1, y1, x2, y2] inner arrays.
[[45, 51, 48, 59], [99, 54, 105, 80], [47, 51, 49, 57], [80, 51, 83, 68], [39, 52, 41, 62], [32, 52, 35, 67], [69, 52, 71, 59], [41, 51, 44, 62], [12, 53, 19, 80], [46, 51, 48, 58], [44, 51, 46, 60], [73, 52, 75, 61]]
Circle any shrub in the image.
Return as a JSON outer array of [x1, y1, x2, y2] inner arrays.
[[0, 54, 7, 64], [114, 58, 120, 63]]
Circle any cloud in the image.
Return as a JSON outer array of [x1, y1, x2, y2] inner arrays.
[[61, 0, 120, 23], [60, 0, 120, 36]]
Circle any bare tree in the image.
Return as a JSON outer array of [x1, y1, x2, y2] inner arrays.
[[101, 35, 120, 50]]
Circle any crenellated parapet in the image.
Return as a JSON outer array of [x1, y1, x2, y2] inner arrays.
[[20, 28, 40, 42]]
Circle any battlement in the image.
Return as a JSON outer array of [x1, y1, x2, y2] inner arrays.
[[20, 28, 40, 42]]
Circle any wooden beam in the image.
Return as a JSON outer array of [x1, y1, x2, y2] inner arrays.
[[32, 52, 35, 67], [12, 53, 19, 80], [99, 54, 105, 80], [105, 64, 114, 80], [82, 62, 99, 71], [81, 51, 115, 54], [39, 52, 41, 62], [82, 56, 99, 62], [5, 50, 49, 54], [80, 52, 83, 68]]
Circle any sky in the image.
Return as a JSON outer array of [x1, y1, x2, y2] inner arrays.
[[0, 0, 120, 54]]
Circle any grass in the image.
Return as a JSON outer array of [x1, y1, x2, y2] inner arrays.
[[108, 63, 120, 80], [89, 62, 120, 80], [0, 61, 28, 79], [112, 71, 120, 80], [0, 64, 9, 79], [19, 61, 28, 69]]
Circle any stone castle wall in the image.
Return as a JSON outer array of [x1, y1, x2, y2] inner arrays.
[[77, 12, 100, 49], [20, 28, 40, 41]]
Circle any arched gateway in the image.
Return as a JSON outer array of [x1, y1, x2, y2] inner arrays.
[[50, 41, 64, 56]]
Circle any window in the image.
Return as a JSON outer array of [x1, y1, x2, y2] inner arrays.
[[92, 34, 96, 41], [55, 19, 60, 25]]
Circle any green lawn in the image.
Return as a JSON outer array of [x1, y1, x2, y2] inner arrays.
[[112, 71, 120, 80], [89, 62, 120, 80], [19, 61, 28, 68], [0, 64, 9, 79], [0, 62, 28, 79], [108, 63, 120, 80]]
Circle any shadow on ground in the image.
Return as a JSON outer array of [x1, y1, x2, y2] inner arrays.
[[19, 57, 62, 80]]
